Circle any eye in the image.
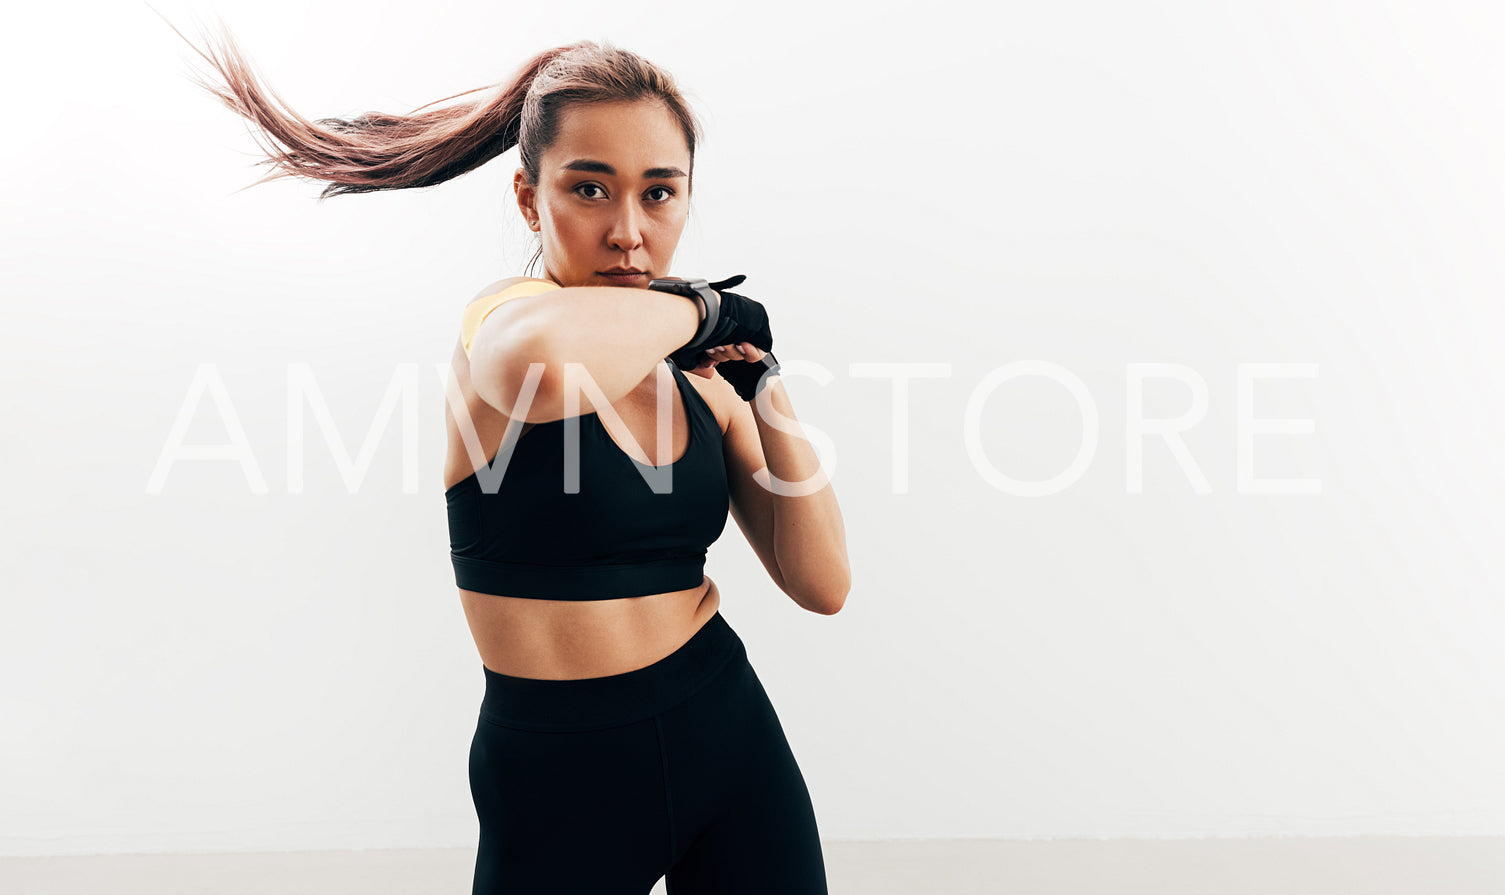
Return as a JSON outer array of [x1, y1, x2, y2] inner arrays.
[[575, 183, 607, 200], [645, 186, 675, 202]]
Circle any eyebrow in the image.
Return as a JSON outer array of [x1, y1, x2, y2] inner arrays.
[[561, 159, 688, 179]]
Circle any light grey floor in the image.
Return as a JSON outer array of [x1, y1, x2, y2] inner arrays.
[[5, 837, 1504, 894]]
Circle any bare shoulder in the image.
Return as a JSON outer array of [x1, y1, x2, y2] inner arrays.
[[684, 367, 736, 435], [464, 276, 556, 309]]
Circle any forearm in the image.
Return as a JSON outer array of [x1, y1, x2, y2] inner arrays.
[[753, 377, 851, 613], [505, 286, 701, 422]]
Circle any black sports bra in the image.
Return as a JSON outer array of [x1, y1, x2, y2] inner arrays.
[[445, 360, 730, 600]]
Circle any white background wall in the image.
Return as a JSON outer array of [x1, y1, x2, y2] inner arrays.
[[2, 0, 1502, 856]]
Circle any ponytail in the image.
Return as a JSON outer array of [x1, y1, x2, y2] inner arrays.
[[159, 12, 587, 199], [157, 8, 704, 281]]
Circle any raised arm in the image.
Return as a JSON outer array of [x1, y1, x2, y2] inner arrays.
[[468, 281, 701, 422]]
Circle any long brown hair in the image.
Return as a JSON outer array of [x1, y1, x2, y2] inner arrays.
[[157, 12, 703, 271]]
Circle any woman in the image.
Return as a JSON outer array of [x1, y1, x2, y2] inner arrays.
[[169, 21, 849, 895]]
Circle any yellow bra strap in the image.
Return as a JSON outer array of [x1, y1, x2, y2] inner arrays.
[[461, 280, 562, 358]]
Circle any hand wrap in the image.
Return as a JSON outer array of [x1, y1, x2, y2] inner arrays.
[[667, 275, 774, 371], [714, 351, 781, 402]]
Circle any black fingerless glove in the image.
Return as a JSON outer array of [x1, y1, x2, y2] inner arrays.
[[714, 351, 782, 402], [666, 274, 775, 372]]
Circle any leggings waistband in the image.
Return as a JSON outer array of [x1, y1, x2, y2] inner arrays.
[[480, 610, 744, 732]]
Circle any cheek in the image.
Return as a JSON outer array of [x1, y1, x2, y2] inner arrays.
[[546, 215, 594, 253], [654, 211, 688, 240]]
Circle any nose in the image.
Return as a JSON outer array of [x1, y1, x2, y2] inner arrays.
[[606, 200, 644, 253]]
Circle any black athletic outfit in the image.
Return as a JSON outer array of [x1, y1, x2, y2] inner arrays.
[[446, 360, 828, 894]]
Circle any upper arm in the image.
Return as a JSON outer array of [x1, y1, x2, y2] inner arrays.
[[719, 383, 787, 592], [461, 277, 560, 359], [462, 277, 562, 415]]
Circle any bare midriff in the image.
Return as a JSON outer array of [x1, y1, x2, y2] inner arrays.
[[458, 579, 721, 680], [445, 339, 725, 681]]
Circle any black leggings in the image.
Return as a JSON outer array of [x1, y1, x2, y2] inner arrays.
[[468, 610, 829, 894]]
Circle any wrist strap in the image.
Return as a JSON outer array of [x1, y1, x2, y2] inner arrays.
[[650, 277, 721, 351]]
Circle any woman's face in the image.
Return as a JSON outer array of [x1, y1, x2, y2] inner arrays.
[[515, 99, 692, 289]]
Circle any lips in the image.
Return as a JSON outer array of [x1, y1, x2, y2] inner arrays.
[[599, 269, 649, 284]]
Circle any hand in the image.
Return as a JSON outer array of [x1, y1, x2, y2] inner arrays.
[[688, 341, 767, 379], [692, 341, 782, 401]]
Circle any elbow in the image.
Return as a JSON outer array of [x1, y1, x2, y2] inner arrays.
[[823, 562, 852, 615], [799, 575, 850, 617], [474, 329, 564, 423], [784, 557, 850, 616], [821, 583, 850, 616]]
